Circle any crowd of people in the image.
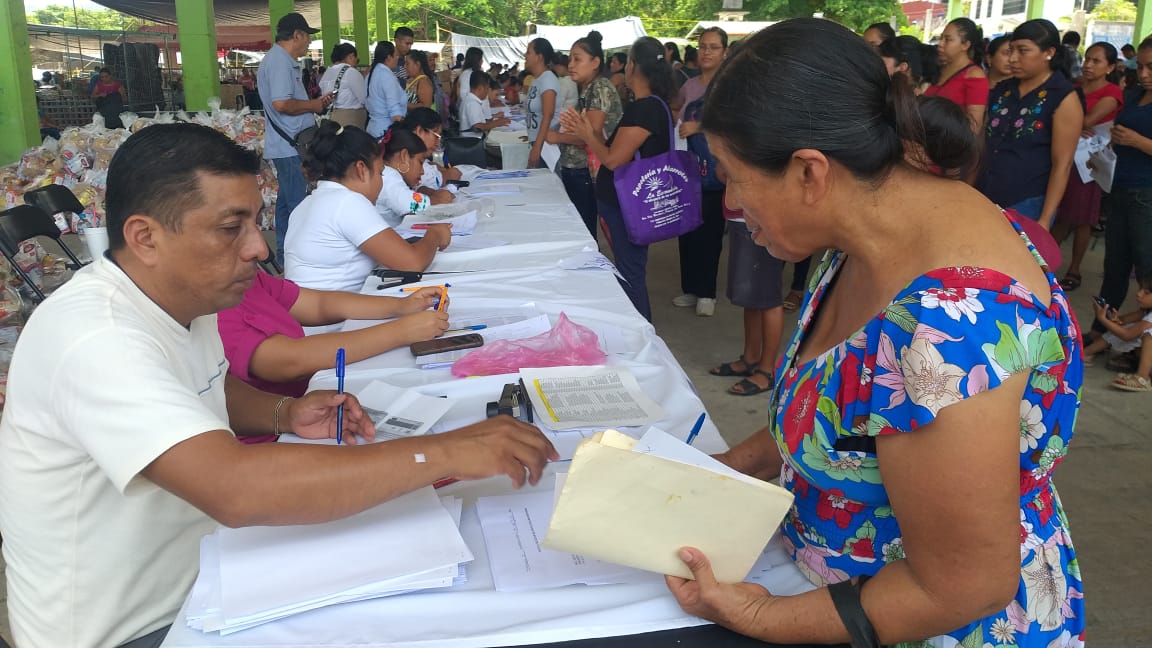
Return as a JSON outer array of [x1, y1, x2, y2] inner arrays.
[[2, 9, 1151, 647]]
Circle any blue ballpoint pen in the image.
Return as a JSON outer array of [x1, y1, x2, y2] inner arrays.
[[685, 412, 706, 446], [335, 348, 346, 445]]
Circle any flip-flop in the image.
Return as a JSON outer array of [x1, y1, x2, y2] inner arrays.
[[782, 291, 803, 313], [728, 368, 775, 396], [1059, 273, 1082, 290], [710, 355, 757, 377]]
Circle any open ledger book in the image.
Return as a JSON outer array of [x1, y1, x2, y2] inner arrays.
[[544, 428, 795, 583]]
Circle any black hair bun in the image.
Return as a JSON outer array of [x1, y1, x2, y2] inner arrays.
[[587, 30, 603, 45]]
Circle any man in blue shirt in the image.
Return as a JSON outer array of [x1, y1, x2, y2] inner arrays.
[[258, 12, 334, 261]]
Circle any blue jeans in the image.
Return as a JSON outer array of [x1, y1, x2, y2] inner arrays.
[[1097, 187, 1152, 332], [598, 197, 651, 322], [272, 156, 307, 261], [1008, 196, 1046, 222], [559, 167, 597, 239]]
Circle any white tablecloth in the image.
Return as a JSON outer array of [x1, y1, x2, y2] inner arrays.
[[428, 170, 593, 273], [161, 171, 816, 648]]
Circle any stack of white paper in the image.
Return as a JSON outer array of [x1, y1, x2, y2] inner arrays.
[[185, 488, 472, 635]]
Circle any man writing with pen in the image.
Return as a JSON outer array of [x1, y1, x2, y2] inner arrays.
[[0, 123, 557, 648]]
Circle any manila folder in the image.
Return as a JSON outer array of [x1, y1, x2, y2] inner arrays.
[[543, 430, 794, 583]]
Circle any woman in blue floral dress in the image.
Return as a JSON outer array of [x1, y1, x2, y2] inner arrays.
[[664, 19, 1085, 648]]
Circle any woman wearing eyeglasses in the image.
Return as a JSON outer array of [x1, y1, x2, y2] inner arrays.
[[671, 26, 729, 319]]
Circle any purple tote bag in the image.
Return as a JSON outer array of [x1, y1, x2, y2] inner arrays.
[[611, 96, 703, 245]]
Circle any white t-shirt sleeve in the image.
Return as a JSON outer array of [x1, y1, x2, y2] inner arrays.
[[377, 169, 430, 224], [338, 194, 393, 247], [460, 95, 485, 132], [53, 326, 231, 494]]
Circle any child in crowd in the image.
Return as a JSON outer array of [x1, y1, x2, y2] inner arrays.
[[1084, 274, 1152, 392], [460, 71, 512, 136]]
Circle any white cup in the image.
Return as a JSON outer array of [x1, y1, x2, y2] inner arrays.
[[83, 226, 109, 260]]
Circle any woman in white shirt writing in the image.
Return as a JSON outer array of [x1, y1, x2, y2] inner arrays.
[[284, 122, 449, 293]]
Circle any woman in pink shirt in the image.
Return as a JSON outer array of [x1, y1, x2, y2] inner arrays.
[[1052, 42, 1125, 291], [218, 273, 446, 442]]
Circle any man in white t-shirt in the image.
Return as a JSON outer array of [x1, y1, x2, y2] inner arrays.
[[0, 124, 556, 648], [459, 70, 510, 137]]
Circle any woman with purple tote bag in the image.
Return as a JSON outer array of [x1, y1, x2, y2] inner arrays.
[[561, 36, 690, 322]]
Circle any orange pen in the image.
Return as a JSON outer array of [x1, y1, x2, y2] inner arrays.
[[437, 286, 448, 312]]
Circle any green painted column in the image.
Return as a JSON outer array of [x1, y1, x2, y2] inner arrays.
[[320, 0, 340, 64], [1136, 0, 1151, 42], [946, 0, 964, 21], [1026, 0, 1045, 20], [353, 0, 371, 65], [270, 0, 294, 41], [1, 0, 43, 164], [175, 0, 220, 112], [376, 0, 390, 45]]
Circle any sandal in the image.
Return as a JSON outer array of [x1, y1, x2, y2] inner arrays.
[[782, 291, 803, 313], [1107, 351, 1139, 373], [1111, 373, 1152, 392], [710, 355, 757, 377], [728, 368, 776, 396], [1059, 273, 1082, 290]]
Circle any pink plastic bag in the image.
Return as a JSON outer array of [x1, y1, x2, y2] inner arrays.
[[451, 313, 607, 377]]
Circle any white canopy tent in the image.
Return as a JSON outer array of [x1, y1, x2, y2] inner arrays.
[[448, 16, 648, 67], [535, 16, 647, 51]]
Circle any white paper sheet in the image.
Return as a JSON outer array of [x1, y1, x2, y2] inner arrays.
[[540, 141, 561, 171], [462, 183, 522, 197], [396, 210, 478, 238], [188, 487, 473, 634], [521, 366, 665, 429], [475, 490, 652, 592], [356, 381, 455, 439]]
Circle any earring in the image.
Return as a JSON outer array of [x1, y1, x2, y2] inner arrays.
[[1046, 56, 1052, 60], [400, 161, 411, 174]]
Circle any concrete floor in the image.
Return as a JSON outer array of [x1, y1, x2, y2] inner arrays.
[[1, 231, 1149, 645]]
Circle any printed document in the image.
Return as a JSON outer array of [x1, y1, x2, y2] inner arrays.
[[475, 490, 653, 592], [356, 381, 454, 439], [521, 366, 664, 429]]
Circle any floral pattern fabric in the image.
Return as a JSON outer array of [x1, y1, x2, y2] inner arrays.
[[769, 223, 1085, 647], [978, 74, 1076, 209], [559, 76, 624, 169]]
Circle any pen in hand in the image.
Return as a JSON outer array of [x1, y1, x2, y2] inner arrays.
[[685, 412, 706, 446], [335, 348, 346, 445]]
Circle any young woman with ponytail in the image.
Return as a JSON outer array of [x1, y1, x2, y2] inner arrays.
[[661, 18, 1084, 648], [284, 122, 449, 294], [925, 17, 988, 131], [524, 38, 560, 168], [978, 19, 1083, 229], [559, 36, 675, 321]]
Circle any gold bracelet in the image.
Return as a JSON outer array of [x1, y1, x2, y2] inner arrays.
[[272, 396, 295, 436]]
